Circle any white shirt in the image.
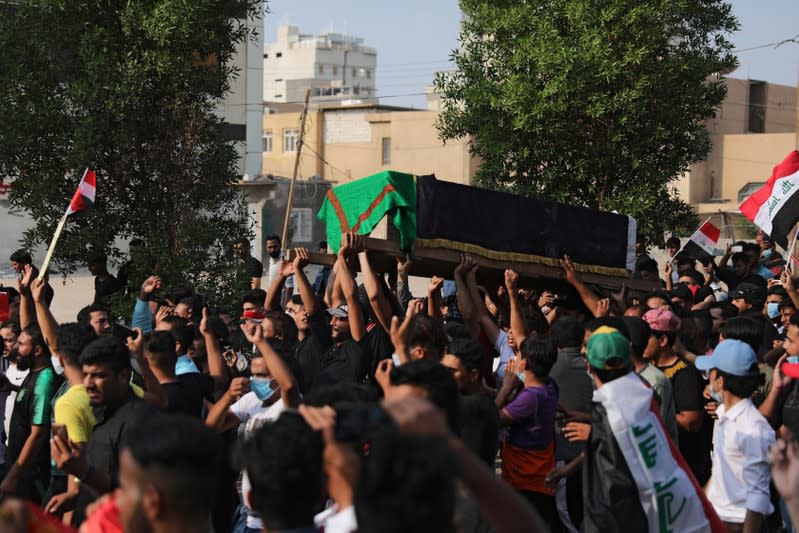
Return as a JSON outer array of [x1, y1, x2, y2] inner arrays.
[[315, 505, 358, 533], [706, 398, 775, 523], [266, 256, 281, 290], [230, 390, 286, 530], [3, 364, 29, 444]]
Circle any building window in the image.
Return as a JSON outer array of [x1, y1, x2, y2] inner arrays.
[[366, 69, 371, 79], [318, 64, 324, 74], [738, 182, 766, 203], [264, 53, 269, 58], [262, 130, 272, 153], [748, 80, 766, 133], [352, 68, 357, 78], [283, 129, 300, 152], [333, 65, 338, 76], [381, 138, 391, 165]]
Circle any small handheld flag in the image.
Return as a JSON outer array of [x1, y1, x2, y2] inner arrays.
[[680, 218, 721, 264], [37, 168, 97, 281]]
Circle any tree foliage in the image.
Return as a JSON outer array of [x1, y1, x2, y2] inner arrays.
[[0, 0, 262, 310], [435, 0, 739, 245]]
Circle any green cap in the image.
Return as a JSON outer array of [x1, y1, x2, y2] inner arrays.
[[586, 326, 631, 370]]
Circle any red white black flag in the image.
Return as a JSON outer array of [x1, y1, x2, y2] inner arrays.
[[65, 168, 96, 217], [739, 151, 799, 249], [682, 219, 721, 264]]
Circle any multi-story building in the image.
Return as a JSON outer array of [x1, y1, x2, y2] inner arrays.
[[263, 25, 377, 104]]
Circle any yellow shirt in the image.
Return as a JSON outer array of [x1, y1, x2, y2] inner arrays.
[[53, 383, 145, 443]]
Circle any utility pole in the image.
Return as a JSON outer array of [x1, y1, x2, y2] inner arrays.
[[280, 88, 311, 248]]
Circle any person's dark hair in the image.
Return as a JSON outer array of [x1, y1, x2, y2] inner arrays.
[[779, 299, 796, 311], [644, 290, 670, 306], [9, 249, 32, 264], [355, 431, 456, 533], [264, 311, 298, 344], [720, 316, 762, 354], [87, 250, 108, 265], [76, 303, 110, 327], [143, 330, 177, 372], [56, 323, 97, 368], [405, 314, 447, 361], [0, 321, 21, 337], [446, 338, 484, 377], [637, 258, 659, 274], [717, 366, 764, 399], [675, 253, 695, 268], [594, 367, 631, 384], [624, 304, 651, 317], [390, 360, 461, 435], [550, 316, 584, 349], [301, 383, 380, 408], [731, 252, 750, 265], [21, 324, 50, 358], [665, 236, 680, 249], [161, 316, 194, 353], [519, 336, 557, 378], [687, 311, 713, 344], [521, 303, 548, 336], [79, 336, 131, 371], [125, 412, 222, 518], [622, 317, 651, 359], [235, 414, 323, 530], [585, 317, 631, 339], [265, 234, 281, 246], [718, 301, 739, 319], [242, 289, 267, 309]]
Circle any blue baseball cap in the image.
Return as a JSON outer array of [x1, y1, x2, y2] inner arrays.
[[694, 339, 758, 377]]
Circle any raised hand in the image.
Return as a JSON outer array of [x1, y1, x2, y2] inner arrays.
[[17, 264, 33, 293], [30, 277, 48, 304], [292, 247, 310, 272], [139, 275, 161, 301], [560, 255, 579, 286], [339, 232, 364, 257], [198, 307, 211, 336], [504, 269, 519, 293], [240, 321, 263, 345], [428, 276, 444, 296]]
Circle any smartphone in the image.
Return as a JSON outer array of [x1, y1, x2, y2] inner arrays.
[[731, 245, 743, 253], [113, 323, 137, 340], [52, 423, 68, 443]]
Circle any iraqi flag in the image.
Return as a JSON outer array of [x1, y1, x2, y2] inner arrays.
[[739, 150, 799, 249], [584, 368, 725, 532], [681, 219, 721, 264], [66, 168, 96, 217]]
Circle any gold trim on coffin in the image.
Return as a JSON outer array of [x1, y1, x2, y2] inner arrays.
[[413, 238, 630, 278]]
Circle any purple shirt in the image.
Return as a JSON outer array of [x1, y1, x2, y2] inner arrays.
[[505, 378, 559, 450]]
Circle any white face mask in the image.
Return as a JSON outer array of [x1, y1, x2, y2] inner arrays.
[[51, 355, 64, 376]]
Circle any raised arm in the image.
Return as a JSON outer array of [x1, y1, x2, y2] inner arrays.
[[560, 255, 602, 318], [427, 276, 444, 326], [396, 255, 414, 312], [17, 265, 36, 330], [463, 256, 501, 344], [199, 307, 228, 388], [243, 322, 300, 407], [292, 248, 320, 317], [30, 278, 59, 355], [265, 260, 293, 311], [454, 255, 481, 339], [504, 270, 528, 347], [127, 330, 168, 410], [336, 233, 365, 342], [782, 271, 799, 310], [358, 250, 393, 332]]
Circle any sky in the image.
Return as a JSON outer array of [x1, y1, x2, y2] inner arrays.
[[263, 0, 799, 109]]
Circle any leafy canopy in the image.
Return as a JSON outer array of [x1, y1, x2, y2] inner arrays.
[[0, 0, 263, 311], [436, 0, 739, 245]]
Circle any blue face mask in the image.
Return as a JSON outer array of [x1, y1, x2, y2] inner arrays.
[[709, 381, 723, 403], [250, 377, 275, 401], [763, 249, 773, 259], [515, 371, 526, 382], [767, 302, 780, 319]]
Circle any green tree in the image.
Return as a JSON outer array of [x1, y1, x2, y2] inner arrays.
[[0, 0, 262, 312], [435, 0, 738, 245]]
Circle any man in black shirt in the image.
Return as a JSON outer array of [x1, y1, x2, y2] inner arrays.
[[234, 239, 264, 290], [717, 251, 768, 291], [440, 338, 499, 466], [88, 252, 123, 305], [316, 233, 369, 386], [141, 331, 215, 418], [52, 336, 151, 503], [285, 248, 331, 392], [0, 325, 61, 503]]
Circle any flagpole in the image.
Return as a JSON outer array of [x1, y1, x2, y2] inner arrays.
[[786, 226, 799, 275], [36, 212, 68, 281], [668, 216, 712, 265]]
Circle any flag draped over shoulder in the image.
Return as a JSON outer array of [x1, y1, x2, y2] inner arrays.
[[584, 372, 725, 533], [66, 168, 96, 217], [739, 150, 799, 248], [682, 219, 720, 264]]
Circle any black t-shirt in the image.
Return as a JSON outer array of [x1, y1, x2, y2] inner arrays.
[[316, 337, 371, 387], [550, 347, 595, 461], [94, 275, 123, 304], [163, 373, 215, 418], [656, 358, 712, 484], [461, 392, 499, 467], [295, 311, 332, 392], [243, 256, 264, 278], [716, 269, 767, 292], [7, 367, 62, 477], [366, 322, 394, 382]]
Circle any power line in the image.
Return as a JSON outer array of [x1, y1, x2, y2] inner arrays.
[[733, 34, 799, 53]]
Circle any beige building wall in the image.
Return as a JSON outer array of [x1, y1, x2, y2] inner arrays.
[[676, 78, 797, 211], [262, 105, 476, 185]]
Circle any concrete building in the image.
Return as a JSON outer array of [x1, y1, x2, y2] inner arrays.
[[675, 78, 797, 237], [263, 25, 377, 104], [261, 103, 477, 186]]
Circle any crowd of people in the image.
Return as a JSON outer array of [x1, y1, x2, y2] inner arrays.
[[1, 229, 799, 532]]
